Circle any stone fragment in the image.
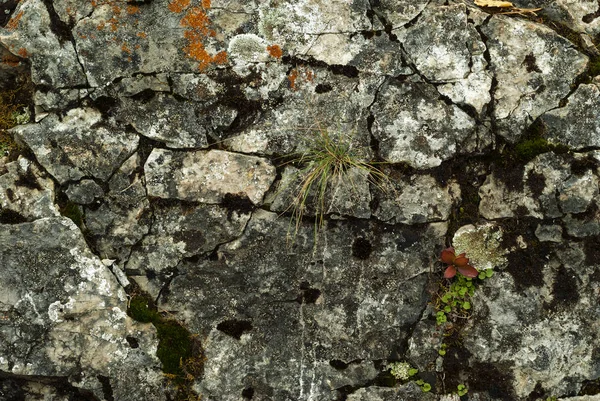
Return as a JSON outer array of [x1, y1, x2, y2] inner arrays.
[[482, 16, 588, 142], [12, 108, 139, 184], [373, 174, 459, 224], [117, 93, 212, 149], [0, 217, 165, 400], [542, 84, 600, 149], [402, 4, 492, 112], [371, 77, 482, 168], [65, 179, 104, 204], [518, 0, 600, 37], [145, 148, 276, 205], [85, 154, 151, 261], [371, 0, 429, 28], [535, 224, 563, 242], [558, 170, 598, 214], [0, 156, 59, 221], [170, 73, 224, 103], [118, 73, 170, 96], [563, 210, 600, 238], [0, 0, 87, 87]]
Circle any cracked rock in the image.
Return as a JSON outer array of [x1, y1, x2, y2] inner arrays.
[[145, 148, 276, 205], [482, 16, 588, 142], [0, 156, 59, 221], [0, 0, 87, 87], [542, 83, 600, 149], [159, 210, 446, 400], [12, 108, 139, 184], [371, 76, 483, 169], [0, 217, 165, 401]]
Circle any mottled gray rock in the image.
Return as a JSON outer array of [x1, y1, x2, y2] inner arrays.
[[371, 77, 486, 168], [347, 382, 436, 401], [118, 93, 213, 148], [145, 148, 276, 205], [519, 0, 600, 37], [65, 179, 104, 205], [160, 210, 447, 400], [34, 89, 88, 114], [12, 108, 139, 184], [0, 157, 59, 221], [118, 73, 170, 96], [463, 239, 600, 398], [257, 0, 371, 65], [349, 34, 412, 76], [563, 210, 600, 238], [85, 154, 151, 262], [558, 170, 598, 214], [170, 73, 224, 103], [401, 4, 492, 113], [127, 201, 252, 297], [535, 224, 563, 243], [372, 0, 429, 28], [373, 174, 459, 224], [482, 16, 588, 142], [0, 217, 165, 400], [542, 84, 600, 149], [0, 0, 87, 88], [479, 153, 572, 219]]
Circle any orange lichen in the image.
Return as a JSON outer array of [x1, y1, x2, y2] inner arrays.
[[127, 5, 140, 14], [137, 31, 148, 38], [17, 48, 29, 58], [97, 21, 106, 30], [288, 69, 299, 90], [6, 11, 24, 31], [121, 43, 131, 53], [179, 4, 227, 71], [201, 0, 211, 8], [287, 67, 315, 90], [266, 44, 282, 58], [168, 0, 191, 13]]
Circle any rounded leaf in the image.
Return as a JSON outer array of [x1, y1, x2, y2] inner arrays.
[[454, 255, 470, 267], [440, 247, 456, 264], [458, 264, 479, 278], [444, 265, 457, 278]]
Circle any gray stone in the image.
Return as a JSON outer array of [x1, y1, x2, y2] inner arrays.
[[347, 383, 436, 400], [12, 108, 139, 184], [170, 73, 225, 103], [65, 179, 104, 205], [482, 16, 588, 142], [535, 224, 564, 242], [349, 34, 413, 76], [145, 148, 276, 205], [118, 93, 212, 149], [160, 210, 447, 400], [373, 174, 459, 225], [0, 157, 59, 221], [85, 154, 151, 262], [563, 211, 600, 238], [34, 89, 87, 113], [0, 217, 165, 400], [371, 77, 483, 169], [518, 0, 600, 37], [401, 4, 492, 113], [558, 170, 598, 214], [542, 84, 600, 149], [0, 0, 87, 88], [118, 73, 170, 96], [372, 0, 429, 28]]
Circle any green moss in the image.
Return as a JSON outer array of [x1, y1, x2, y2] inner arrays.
[[128, 295, 160, 323], [589, 57, 600, 78], [156, 320, 193, 377], [59, 201, 84, 229]]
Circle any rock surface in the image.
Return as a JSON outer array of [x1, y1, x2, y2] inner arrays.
[[1, 0, 600, 399]]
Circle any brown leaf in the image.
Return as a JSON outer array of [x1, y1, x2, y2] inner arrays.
[[474, 0, 513, 7]]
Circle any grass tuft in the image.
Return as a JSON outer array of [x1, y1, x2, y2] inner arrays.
[[282, 123, 389, 241]]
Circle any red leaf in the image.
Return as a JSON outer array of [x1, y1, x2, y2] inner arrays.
[[454, 255, 470, 267], [444, 265, 457, 278], [440, 247, 456, 264], [458, 265, 479, 278]]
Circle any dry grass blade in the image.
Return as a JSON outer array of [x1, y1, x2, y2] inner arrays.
[[282, 124, 390, 243]]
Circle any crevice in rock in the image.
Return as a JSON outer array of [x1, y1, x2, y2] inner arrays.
[[0, 0, 21, 27], [0, 371, 102, 401]]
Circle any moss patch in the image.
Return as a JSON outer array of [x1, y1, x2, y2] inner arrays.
[[127, 291, 204, 400], [59, 201, 85, 229]]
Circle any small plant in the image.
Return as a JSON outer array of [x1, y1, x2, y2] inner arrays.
[[456, 384, 468, 396], [438, 343, 448, 356], [440, 247, 478, 278], [386, 361, 418, 381], [282, 123, 388, 240], [415, 379, 432, 393]]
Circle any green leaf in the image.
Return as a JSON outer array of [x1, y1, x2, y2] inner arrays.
[[457, 384, 465, 390], [408, 368, 418, 376], [415, 380, 424, 385], [438, 349, 446, 356], [444, 306, 452, 313], [459, 287, 467, 296], [486, 269, 494, 278], [462, 302, 471, 310], [422, 383, 432, 392], [478, 272, 486, 280]]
